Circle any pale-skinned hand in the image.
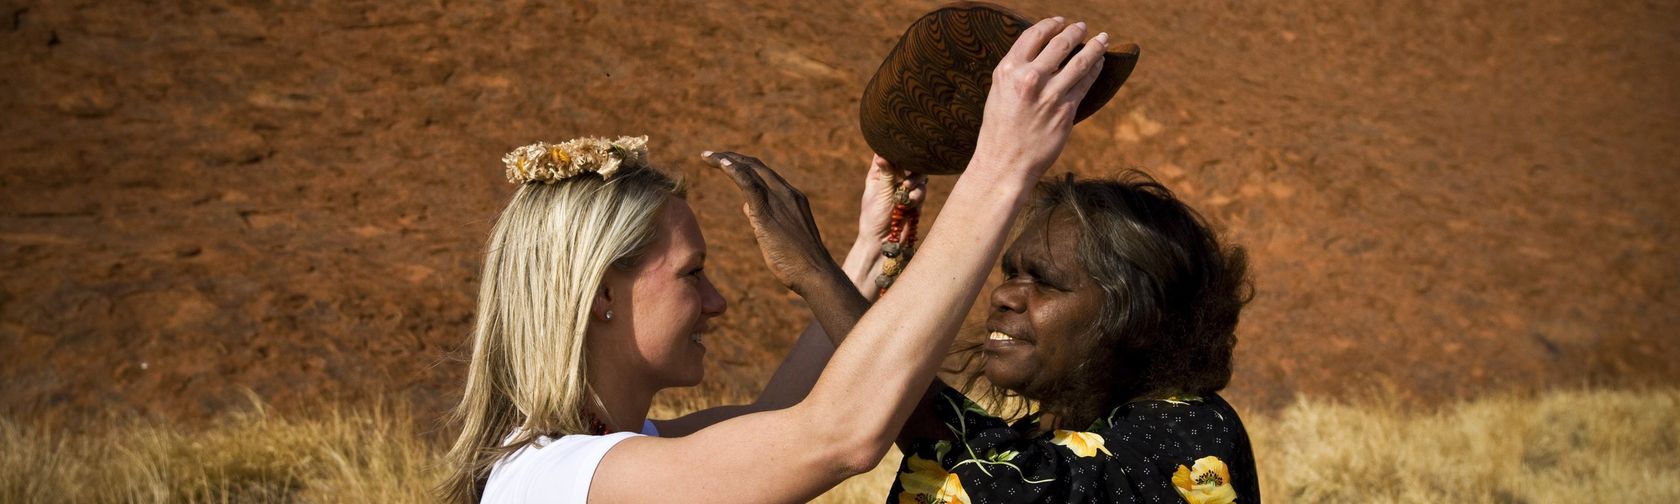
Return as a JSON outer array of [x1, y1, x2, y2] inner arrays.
[[970, 17, 1110, 181], [856, 155, 927, 246]]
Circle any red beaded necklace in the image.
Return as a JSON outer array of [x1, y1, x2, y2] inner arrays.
[[877, 178, 922, 295], [582, 410, 614, 436]]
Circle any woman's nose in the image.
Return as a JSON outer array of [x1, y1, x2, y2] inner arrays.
[[990, 282, 1027, 313], [701, 275, 728, 316]]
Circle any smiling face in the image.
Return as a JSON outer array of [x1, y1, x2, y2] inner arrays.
[[983, 209, 1109, 400], [596, 199, 728, 389]]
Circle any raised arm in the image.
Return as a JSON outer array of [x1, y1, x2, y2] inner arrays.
[[654, 159, 922, 437], [591, 18, 1112, 503]]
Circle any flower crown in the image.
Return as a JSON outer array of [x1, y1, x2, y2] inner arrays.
[[502, 135, 650, 184]]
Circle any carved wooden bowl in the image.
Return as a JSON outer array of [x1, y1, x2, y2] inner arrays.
[[859, 2, 1140, 175]]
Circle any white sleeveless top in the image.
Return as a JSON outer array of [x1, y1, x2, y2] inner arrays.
[[480, 420, 659, 504]]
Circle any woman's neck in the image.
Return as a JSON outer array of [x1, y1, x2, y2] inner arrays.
[[1035, 395, 1120, 433], [587, 371, 655, 434]]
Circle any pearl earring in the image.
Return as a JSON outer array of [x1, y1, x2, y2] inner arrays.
[[604, 310, 614, 321]]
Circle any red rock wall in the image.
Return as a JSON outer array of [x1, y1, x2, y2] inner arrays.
[[2, 0, 1677, 422]]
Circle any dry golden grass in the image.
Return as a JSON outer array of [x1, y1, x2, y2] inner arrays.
[[4, 388, 1677, 503], [1251, 388, 1680, 503], [0, 398, 440, 504]]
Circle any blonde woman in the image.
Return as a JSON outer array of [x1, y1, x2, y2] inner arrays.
[[440, 17, 1111, 503]]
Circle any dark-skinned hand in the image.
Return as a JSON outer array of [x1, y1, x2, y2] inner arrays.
[[701, 150, 839, 295]]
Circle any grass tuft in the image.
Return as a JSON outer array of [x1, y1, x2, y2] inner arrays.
[[1251, 388, 1680, 502], [4, 388, 1677, 502], [1, 399, 440, 504]]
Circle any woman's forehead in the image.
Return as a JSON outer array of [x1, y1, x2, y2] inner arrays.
[[657, 199, 706, 260], [1008, 210, 1083, 261]]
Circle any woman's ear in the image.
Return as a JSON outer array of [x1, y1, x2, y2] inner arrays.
[[592, 283, 615, 322]]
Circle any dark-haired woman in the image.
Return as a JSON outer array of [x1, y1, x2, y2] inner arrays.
[[440, 17, 1119, 504], [887, 173, 1259, 504]]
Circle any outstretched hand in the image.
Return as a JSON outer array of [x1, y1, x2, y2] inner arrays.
[[701, 150, 837, 295], [972, 17, 1110, 180]]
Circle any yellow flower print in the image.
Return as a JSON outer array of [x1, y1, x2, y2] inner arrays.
[[1162, 393, 1203, 406], [897, 454, 971, 504], [1050, 430, 1113, 458], [1172, 456, 1237, 504]]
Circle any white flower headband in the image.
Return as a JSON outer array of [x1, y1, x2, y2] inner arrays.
[[502, 135, 650, 184]]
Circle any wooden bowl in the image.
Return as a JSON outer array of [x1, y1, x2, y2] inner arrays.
[[859, 2, 1140, 175]]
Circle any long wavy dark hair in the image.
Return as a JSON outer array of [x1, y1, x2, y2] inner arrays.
[[958, 171, 1252, 426]]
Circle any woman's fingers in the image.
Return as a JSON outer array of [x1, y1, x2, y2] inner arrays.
[[1001, 16, 1065, 64], [1047, 32, 1110, 100], [1030, 21, 1088, 73], [702, 152, 825, 291], [703, 151, 767, 199], [904, 174, 929, 207], [721, 151, 801, 199], [874, 154, 891, 167], [1066, 53, 1107, 105], [706, 150, 801, 210], [873, 155, 926, 208], [703, 150, 815, 230], [869, 155, 897, 186]]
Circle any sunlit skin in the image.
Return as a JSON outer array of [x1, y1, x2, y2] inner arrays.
[[983, 210, 1108, 405], [588, 199, 727, 430]]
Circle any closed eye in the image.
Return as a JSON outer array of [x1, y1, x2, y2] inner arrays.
[[1027, 266, 1061, 290], [1002, 267, 1027, 282]]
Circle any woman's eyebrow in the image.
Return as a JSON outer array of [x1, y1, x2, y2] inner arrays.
[[681, 251, 706, 268], [1026, 255, 1071, 282], [1027, 259, 1054, 279]]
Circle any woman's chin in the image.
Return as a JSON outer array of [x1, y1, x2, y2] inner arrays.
[[982, 359, 1035, 392], [679, 363, 705, 387], [678, 343, 707, 386], [661, 359, 705, 388]]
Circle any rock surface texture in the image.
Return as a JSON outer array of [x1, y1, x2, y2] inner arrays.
[[2, 0, 1677, 422]]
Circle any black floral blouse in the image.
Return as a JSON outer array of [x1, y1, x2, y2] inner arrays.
[[888, 386, 1260, 504]]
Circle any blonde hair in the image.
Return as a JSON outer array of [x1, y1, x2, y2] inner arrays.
[[439, 164, 684, 503]]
